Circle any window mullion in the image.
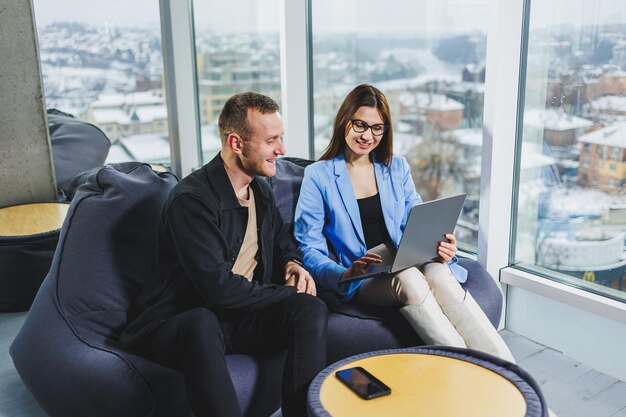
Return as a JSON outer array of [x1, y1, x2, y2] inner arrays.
[[160, 0, 202, 177]]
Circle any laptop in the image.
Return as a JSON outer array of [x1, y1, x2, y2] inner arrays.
[[340, 194, 466, 284]]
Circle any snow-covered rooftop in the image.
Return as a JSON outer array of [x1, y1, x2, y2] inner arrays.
[[398, 92, 464, 111], [105, 144, 133, 164], [92, 90, 165, 108], [135, 105, 168, 123], [445, 82, 485, 95], [91, 104, 167, 125], [92, 108, 131, 124], [392, 132, 423, 155], [577, 122, 626, 148], [543, 185, 626, 220], [118, 133, 170, 162], [585, 95, 626, 113], [443, 128, 483, 148], [604, 69, 626, 78], [524, 108, 594, 131], [520, 142, 558, 169]]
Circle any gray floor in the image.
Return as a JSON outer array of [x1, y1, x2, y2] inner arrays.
[[0, 313, 46, 417], [501, 330, 626, 417], [1, 312, 625, 417]]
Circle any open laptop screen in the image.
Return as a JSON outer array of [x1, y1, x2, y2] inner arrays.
[[339, 194, 466, 284]]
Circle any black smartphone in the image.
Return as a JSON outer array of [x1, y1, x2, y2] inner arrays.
[[335, 366, 391, 400]]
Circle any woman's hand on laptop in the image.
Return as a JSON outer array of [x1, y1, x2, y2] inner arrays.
[[437, 233, 458, 263], [340, 253, 383, 280]]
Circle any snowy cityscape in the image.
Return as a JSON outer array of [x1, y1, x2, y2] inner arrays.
[[35, 19, 626, 295]]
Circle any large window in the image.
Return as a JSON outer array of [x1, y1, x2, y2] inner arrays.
[[513, 0, 626, 299], [33, 0, 171, 167], [192, 0, 282, 163], [311, 0, 490, 251]]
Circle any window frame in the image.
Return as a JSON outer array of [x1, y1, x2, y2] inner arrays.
[[490, 0, 626, 381], [160, 0, 202, 178], [490, 0, 626, 318]]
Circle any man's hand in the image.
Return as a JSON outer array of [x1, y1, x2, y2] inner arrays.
[[437, 233, 458, 263], [284, 261, 316, 296], [340, 252, 383, 281]]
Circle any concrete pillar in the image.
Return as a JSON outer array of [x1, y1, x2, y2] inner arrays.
[[0, 0, 57, 207]]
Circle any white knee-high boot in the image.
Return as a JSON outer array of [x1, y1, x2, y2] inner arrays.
[[400, 292, 467, 348], [442, 292, 515, 362]]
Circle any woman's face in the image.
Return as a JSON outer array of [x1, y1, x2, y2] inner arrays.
[[343, 106, 385, 159]]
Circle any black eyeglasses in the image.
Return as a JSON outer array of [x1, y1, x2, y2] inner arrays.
[[350, 119, 387, 137]]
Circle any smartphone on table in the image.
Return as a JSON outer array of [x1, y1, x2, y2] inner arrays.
[[335, 366, 391, 400]]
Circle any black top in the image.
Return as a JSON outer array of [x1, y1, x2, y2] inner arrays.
[[121, 153, 301, 346], [357, 193, 391, 250]]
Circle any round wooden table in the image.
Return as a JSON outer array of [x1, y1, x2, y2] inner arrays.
[[0, 202, 69, 236], [308, 347, 546, 417], [0, 202, 70, 311]]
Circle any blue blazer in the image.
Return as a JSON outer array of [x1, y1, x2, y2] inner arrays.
[[294, 154, 466, 301]]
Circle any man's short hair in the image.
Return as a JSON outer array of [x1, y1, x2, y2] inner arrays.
[[218, 92, 280, 144]]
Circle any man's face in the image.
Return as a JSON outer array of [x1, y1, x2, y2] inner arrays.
[[240, 110, 285, 177]]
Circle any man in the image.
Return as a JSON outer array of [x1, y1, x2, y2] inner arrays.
[[121, 92, 328, 417]]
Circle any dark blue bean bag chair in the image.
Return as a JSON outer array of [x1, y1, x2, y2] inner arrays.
[[270, 157, 504, 364], [10, 158, 504, 416], [0, 112, 110, 312], [47, 109, 111, 198], [11, 164, 284, 417]]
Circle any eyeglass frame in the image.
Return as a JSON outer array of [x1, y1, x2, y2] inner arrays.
[[350, 119, 388, 137]]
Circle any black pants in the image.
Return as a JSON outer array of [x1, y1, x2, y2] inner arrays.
[[140, 293, 328, 417]]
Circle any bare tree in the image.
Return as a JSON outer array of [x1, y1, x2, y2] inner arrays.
[[406, 129, 469, 201]]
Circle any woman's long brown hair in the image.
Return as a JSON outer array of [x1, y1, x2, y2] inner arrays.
[[319, 84, 393, 167]]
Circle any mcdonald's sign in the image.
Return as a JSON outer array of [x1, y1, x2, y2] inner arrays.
[[582, 271, 596, 282]]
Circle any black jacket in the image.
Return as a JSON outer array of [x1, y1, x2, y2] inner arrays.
[[121, 154, 301, 345]]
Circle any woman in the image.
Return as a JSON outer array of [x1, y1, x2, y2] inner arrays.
[[294, 84, 514, 361]]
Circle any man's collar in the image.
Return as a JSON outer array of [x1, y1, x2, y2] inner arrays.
[[203, 153, 270, 209], [204, 153, 240, 209]]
